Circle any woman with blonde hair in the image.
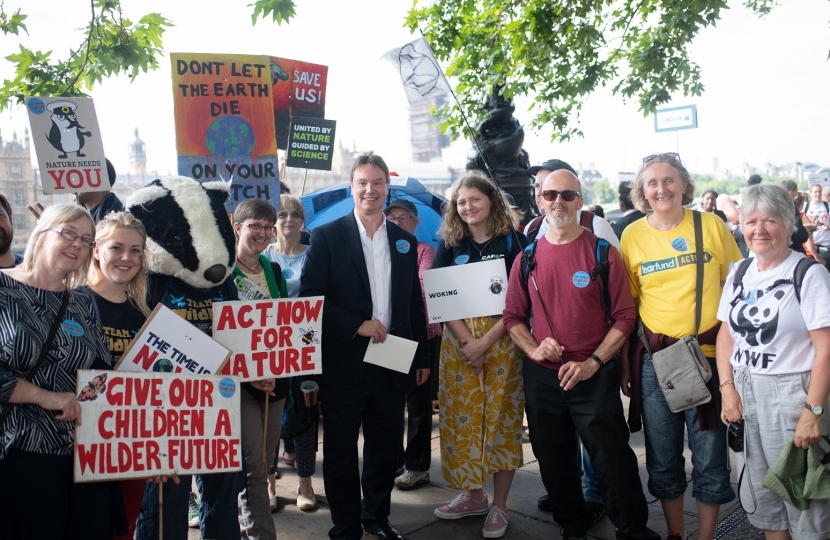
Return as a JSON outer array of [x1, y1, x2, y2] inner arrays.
[[431, 173, 527, 539], [0, 202, 111, 539]]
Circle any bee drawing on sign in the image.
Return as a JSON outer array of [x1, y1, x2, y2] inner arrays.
[[299, 327, 320, 346], [77, 372, 108, 402], [489, 277, 504, 295], [45, 100, 92, 159]]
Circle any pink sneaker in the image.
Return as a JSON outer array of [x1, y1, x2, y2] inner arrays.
[[482, 505, 509, 538], [434, 493, 490, 519]]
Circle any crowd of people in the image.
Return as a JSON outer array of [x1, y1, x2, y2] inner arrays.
[[1, 150, 829, 540]]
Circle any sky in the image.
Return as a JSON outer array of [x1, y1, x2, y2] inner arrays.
[[1, 0, 828, 180]]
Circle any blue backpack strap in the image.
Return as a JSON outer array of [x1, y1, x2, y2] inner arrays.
[[521, 239, 538, 289], [592, 238, 612, 322], [506, 232, 513, 254]]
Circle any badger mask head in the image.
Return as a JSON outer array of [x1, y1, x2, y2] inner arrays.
[[126, 176, 237, 289]]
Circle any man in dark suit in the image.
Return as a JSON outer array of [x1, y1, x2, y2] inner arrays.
[[611, 181, 646, 240], [300, 152, 430, 540]]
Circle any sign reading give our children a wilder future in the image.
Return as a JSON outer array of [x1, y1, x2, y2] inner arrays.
[[171, 53, 278, 211], [285, 117, 336, 171], [24, 96, 108, 195], [74, 371, 242, 481], [212, 297, 324, 382]]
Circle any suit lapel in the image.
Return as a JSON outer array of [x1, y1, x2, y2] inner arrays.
[[342, 214, 371, 297]]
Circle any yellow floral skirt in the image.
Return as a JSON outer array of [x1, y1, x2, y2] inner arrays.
[[439, 316, 524, 490]]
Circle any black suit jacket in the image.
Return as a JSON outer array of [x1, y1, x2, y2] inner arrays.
[[612, 210, 647, 240], [299, 213, 430, 392]]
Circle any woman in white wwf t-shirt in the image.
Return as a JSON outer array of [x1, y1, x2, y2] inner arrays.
[[716, 184, 830, 540]]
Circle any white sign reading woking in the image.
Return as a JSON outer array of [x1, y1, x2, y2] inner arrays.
[[115, 304, 232, 375], [654, 105, 698, 133], [74, 370, 242, 481], [24, 96, 109, 194], [422, 258, 509, 322]]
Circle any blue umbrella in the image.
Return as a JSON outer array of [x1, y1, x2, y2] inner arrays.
[[300, 177, 446, 248]]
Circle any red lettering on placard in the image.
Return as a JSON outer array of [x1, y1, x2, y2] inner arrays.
[[47, 170, 65, 189], [107, 377, 124, 405], [237, 304, 254, 328], [255, 302, 270, 326], [231, 353, 249, 379], [301, 347, 316, 371], [78, 444, 97, 474], [215, 304, 236, 331], [214, 409, 231, 436], [99, 410, 114, 439], [252, 351, 267, 377], [279, 326, 292, 348], [133, 344, 159, 371], [305, 300, 322, 322], [66, 169, 84, 189]]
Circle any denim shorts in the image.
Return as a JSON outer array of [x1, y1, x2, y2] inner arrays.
[[641, 354, 735, 505]]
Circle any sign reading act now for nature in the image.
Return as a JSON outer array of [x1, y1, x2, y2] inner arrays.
[[212, 297, 324, 382], [285, 117, 336, 171], [74, 371, 242, 481]]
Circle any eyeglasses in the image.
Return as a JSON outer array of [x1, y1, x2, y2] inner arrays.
[[387, 215, 415, 223], [643, 152, 681, 165], [276, 211, 302, 220], [540, 190, 581, 202], [49, 228, 95, 249], [238, 223, 277, 235]]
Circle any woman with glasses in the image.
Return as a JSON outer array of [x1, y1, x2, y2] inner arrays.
[[232, 198, 290, 540], [263, 194, 319, 512], [621, 153, 742, 540], [0, 203, 111, 539], [431, 173, 526, 539]]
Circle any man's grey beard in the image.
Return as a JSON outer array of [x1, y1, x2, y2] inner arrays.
[[547, 214, 574, 228]]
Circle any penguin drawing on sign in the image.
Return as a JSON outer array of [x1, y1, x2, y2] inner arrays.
[[45, 100, 92, 158]]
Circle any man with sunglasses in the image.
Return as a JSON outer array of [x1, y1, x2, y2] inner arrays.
[[503, 169, 658, 540]]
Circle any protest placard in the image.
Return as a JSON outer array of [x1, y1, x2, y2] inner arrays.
[[269, 57, 328, 149], [74, 370, 242, 481], [171, 53, 279, 211], [422, 258, 509, 322], [212, 297, 324, 381], [24, 96, 108, 195], [115, 304, 231, 375], [285, 117, 336, 170]]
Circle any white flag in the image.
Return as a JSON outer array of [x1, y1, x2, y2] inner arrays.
[[383, 37, 452, 104]]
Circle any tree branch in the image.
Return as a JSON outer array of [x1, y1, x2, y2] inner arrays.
[[65, 0, 97, 95]]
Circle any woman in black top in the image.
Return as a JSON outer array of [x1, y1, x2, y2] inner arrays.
[[0, 203, 111, 539]]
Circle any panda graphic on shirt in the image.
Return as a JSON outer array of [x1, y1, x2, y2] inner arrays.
[[729, 288, 785, 347]]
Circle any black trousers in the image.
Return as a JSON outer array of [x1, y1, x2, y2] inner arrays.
[[524, 358, 659, 540], [398, 336, 441, 472], [321, 364, 406, 540]]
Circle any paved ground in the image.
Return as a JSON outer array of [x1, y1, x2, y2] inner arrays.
[[188, 401, 764, 540]]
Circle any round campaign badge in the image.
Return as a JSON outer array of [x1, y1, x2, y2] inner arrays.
[[671, 237, 689, 252], [282, 268, 296, 280], [61, 319, 85, 337], [454, 254, 470, 265], [745, 290, 759, 305], [572, 271, 590, 288], [218, 378, 237, 398], [396, 239, 411, 254], [27, 98, 46, 115]]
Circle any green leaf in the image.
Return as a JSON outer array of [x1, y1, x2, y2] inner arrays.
[[249, 0, 296, 25]]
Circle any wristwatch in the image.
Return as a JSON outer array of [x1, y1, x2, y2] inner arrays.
[[805, 402, 824, 415]]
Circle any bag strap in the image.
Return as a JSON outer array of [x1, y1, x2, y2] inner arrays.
[[0, 289, 71, 429], [580, 210, 595, 232], [592, 237, 612, 323], [693, 210, 703, 337]]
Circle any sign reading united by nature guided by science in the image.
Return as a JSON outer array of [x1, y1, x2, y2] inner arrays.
[[24, 96, 109, 195], [74, 371, 242, 481], [212, 297, 324, 382], [285, 117, 336, 171], [171, 53, 279, 211]]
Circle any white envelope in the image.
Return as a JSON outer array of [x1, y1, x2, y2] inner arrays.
[[363, 334, 418, 374]]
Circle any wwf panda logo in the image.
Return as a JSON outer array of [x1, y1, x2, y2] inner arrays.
[[729, 289, 785, 347]]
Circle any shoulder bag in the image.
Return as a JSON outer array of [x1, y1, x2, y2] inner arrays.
[[638, 211, 712, 413]]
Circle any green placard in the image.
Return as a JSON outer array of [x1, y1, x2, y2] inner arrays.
[[285, 117, 336, 171]]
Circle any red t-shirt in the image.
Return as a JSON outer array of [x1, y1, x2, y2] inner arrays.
[[503, 229, 636, 370]]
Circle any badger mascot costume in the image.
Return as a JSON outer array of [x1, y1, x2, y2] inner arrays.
[[127, 176, 242, 540]]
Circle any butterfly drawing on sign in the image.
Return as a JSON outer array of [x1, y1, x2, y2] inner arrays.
[[77, 373, 108, 402]]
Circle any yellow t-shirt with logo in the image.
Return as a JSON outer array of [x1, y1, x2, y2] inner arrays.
[[620, 208, 743, 357]]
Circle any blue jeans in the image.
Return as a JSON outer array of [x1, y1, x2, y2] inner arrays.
[[575, 436, 602, 504], [137, 471, 245, 540], [640, 355, 735, 505]]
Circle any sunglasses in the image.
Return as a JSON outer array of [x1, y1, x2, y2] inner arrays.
[[643, 152, 681, 165], [540, 190, 581, 202]]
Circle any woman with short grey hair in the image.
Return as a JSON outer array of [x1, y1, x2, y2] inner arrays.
[[717, 184, 830, 540]]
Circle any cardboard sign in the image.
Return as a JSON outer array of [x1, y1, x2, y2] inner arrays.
[[171, 53, 279, 211], [285, 117, 336, 170], [115, 304, 231, 375], [269, 57, 328, 149], [74, 370, 242, 481], [422, 259, 509, 322], [24, 96, 108, 194], [212, 297, 324, 381]]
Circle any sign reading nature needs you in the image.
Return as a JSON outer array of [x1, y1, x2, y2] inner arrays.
[[172, 53, 279, 211], [24, 96, 108, 194]]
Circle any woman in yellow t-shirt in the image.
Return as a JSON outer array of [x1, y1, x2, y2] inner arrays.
[[620, 153, 742, 540]]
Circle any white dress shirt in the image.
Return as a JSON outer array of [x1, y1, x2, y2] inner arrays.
[[354, 209, 392, 329]]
